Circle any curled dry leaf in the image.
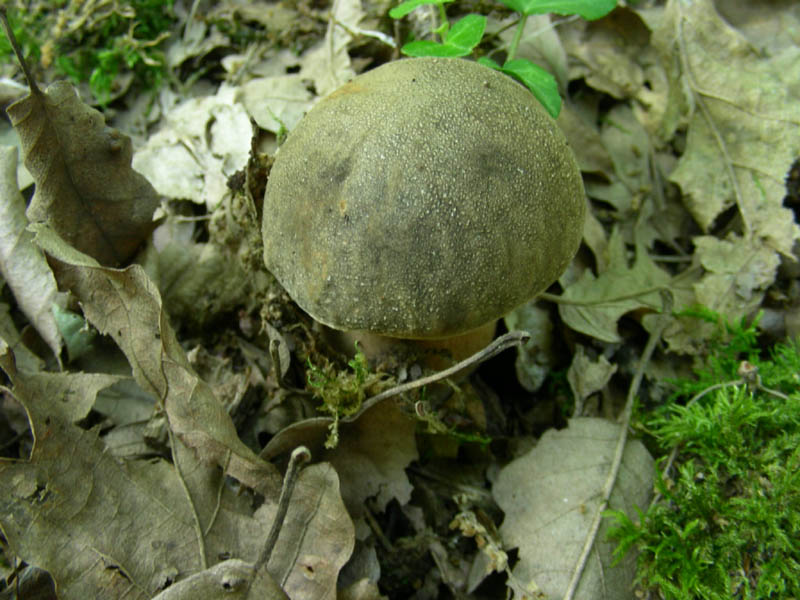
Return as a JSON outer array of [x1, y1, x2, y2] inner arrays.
[[1, 342, 355, 600], [7, 80, 159, 266], [567, 345, 618, 414], [31, 223, 281, 495], [0, 342, 203, 599], [262, 399, 417, 517], [0, 145, 62, 360]]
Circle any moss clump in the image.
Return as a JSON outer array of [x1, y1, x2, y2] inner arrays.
[[307, 347, 390, 448], [608, 311, 800, 599], [1, 1, 175, 104]]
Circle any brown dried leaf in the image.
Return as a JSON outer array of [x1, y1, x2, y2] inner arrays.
[[6, 80, 159, 266], [0, 343, 202, 599], [261, 400, 417, 517], [150, 560, 288, 600], [31, 223, 281, 495], [262, 463, 356, 600], [0, 342, 354, 600], [650, 0, 800, 255], [493, 418, 654, 599], [0, 145, 62, 359]]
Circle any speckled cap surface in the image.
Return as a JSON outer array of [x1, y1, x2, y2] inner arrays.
[[262, 57, 585, 339]]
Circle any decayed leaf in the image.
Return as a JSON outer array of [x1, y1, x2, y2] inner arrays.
[[0, 145, 62, 359], [262, 399, 417, 517], [240, 75, 314, 134], [6, 80, 159, 266], [650, 0, 800, 255], [692, 234, 780, 318], [0, 344, 203, 599], [150, 560, 287, 600], [0, 302, 43, 372], [504, 302, 555, 393], [493, 418, 654, 599], [0, 342, 354, 600], [559, 230, 670, 342], [141, 238, 250, 327], [567, 346, 617, 414], [560, 7, 651, 100], [31, 223, 282, 495], [299, 0, 363, 96], [263, 463, 356, 600], [132, 85, 252, 210]]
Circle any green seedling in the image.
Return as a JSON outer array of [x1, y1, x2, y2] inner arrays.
[[389, 0, 616, 117], [606, 310, 800, 599]]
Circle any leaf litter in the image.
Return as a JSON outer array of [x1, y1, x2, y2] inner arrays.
[[0, 1, 798, 599]]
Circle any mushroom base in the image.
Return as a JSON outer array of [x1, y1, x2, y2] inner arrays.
[[323, 320, 498, 373]]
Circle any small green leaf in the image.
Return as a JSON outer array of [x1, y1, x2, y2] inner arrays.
[[498, 0, 616, 19], [500, 59, 561, 118], [477, 57, 501, 70], [479, 57, 562, 118], [400, 14, 485, 57], [401, 40, 470, 57], [444, 14, 486, 51], [389, 0, 453, 19]]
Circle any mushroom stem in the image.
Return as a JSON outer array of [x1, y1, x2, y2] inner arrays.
[[324, 320, 498, 372]]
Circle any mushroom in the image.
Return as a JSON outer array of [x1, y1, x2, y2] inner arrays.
[[262, 57, 584, 367]]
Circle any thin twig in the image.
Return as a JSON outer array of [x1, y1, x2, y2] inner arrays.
[[255, 445, 311, 571], [563, 293, 671, 600], [351, 330, 530, 419], [0, 8, 42, 95]]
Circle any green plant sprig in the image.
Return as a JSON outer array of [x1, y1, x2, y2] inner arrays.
[[389, 0, 616, 117]]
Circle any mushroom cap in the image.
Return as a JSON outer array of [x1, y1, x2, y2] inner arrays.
[[262, 57, 585, 339]]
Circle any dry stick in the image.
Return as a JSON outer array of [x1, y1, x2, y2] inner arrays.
[[351, 330, 531, 419], [255, 445, 312, 571], [0, 9, 41, 96], [563, 294, 672, 600]]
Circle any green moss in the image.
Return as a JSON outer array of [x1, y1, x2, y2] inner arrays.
[[307, 347, 390, 448], [607, 311, 800, 599], [2, 1, 175, 105]]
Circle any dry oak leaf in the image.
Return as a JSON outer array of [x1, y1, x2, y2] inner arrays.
[[0, 342, 202, 599], [0, 343, 354, 600], [31, 223, 281, 495], [7, 79, 159, 266], [649, 0, 800, 255], [261, 399, 417, 519], [0, 145, 62, 359]]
